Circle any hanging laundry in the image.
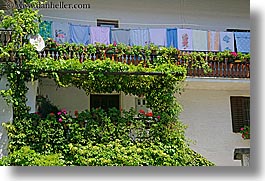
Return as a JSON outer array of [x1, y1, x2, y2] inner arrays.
[[177, 29, 193, 51], [234, 32, 250, 53], [53, 21, 69, 44], [192, 30, 208, 51], [129, 29, 150, 46], [149, 28, 167, 46], [90, 26, 111, 45], [220, 32, 235, 52], [39, 20, 53, 40], [166, 28, 178, 48], [207, 31, 220, 51], [111, 29, 130, 45], [69, 23, 90, 45]]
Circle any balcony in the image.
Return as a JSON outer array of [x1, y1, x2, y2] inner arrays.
[[0, 30, 250, 79]]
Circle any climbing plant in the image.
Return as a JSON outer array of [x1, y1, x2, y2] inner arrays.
[[0, 0, 217, 166]]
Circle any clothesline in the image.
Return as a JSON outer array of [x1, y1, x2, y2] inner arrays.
[[39, 20, 250, 53], [43, 15, 231, 29]]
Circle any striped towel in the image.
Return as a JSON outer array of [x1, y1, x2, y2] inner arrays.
[[207, 31, 220, 51]]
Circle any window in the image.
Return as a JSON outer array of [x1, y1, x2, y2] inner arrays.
[[97, 19, 119, 28], [135, 97, 150, 113], [230, 96, 250, 133], [226, 29, 250, 32], [90, 94, 120, 111]]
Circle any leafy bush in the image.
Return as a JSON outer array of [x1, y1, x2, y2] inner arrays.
[[0, 146, 65, 166], [1, 108, 215, 166]]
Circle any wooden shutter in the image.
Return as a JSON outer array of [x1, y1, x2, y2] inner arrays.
[[230, 96, 250, 132]]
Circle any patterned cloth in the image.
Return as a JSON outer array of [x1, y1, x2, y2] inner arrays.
[[39, 21, 53, 40], [69, 23, 90, 45], [220, 32, 235, 52], [177, 28, 193, 50], [192, 30, 208, 51], [53, 21, 69, 44], [207, 31, 220, 51], [234, 32, 250, 53]]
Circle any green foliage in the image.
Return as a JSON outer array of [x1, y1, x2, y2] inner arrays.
[[0, 0, 216, 166], [0, 146, 65, 166], [1, 108, 215, 166], [66, 140, 214, 166]]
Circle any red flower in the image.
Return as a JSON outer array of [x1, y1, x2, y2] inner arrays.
[[49, 112, 55, 116], [230, 52, 237, 57], [139, 109, 145, 114], [145, 112, 153, 117], [74, 110, 78, 118]]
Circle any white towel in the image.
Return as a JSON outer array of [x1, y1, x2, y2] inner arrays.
[[149, 28, 167, 46], [90, 26, 110, 45], [192, 30, 208, 51], [129, 29, 150, 46]]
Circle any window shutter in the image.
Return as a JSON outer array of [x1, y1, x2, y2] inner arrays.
[[230, 96, 250, 133]]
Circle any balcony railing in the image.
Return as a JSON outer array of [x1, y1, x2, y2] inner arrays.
[[0, 30, 250, 79]]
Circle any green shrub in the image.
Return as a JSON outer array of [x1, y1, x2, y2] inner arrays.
[[0, 146, 65, 166], [2, 108, 215, 166]]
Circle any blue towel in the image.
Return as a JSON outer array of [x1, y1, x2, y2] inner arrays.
[[69, 23, 90, 45], [166, 28, 178, 48], [234, 32, 250, 53]]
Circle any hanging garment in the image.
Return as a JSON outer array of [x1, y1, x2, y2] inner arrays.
[[69, 23, 90, 45], [192, 30, 208, 51], [234, 32, 250, 53], [39, 21, 53, 40], [149, 28, 167, 46], [177, 29, 193, 51], [53, 21, 69, 44], [90, 26, 111, 45], [129, 29, 150, 46], [207, 31, 220, 51], [220, 32, 235, 52], [166, 28, 178, 48], [111, 29, 130, 45]]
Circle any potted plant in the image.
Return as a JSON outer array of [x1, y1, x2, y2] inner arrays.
[[240, 125, 250, 139]]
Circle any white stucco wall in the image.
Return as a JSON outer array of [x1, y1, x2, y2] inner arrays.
[[0, 76, 12, 158], [38, 78, 138, 113], [177, 78, 250, 166], [25, 80, 39, 113], [39, 78, 89, 113], [0, 77, 39, 158], [38, 0, 250, 31]]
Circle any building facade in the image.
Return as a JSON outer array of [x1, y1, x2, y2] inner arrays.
[[0, 0, 250, 165]]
